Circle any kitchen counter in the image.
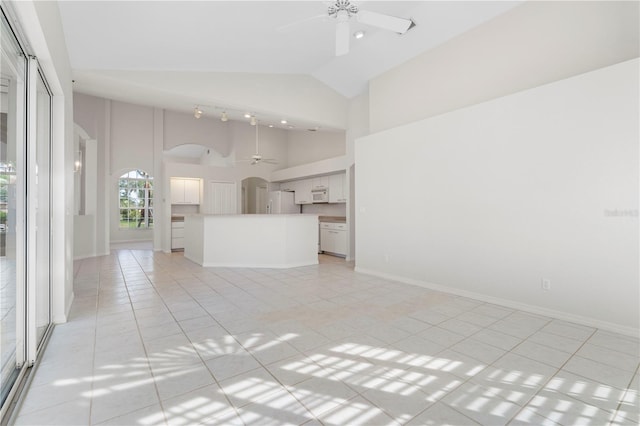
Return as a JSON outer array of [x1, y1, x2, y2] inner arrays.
[[318, 216, 346, 223], [184, 214, 319, 268]]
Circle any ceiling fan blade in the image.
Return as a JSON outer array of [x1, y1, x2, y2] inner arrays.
[[335, 19, 350, 56], [356, 10, 414, 34]]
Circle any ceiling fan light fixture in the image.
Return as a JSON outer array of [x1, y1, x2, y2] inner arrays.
[[194, 106, 203, 119], [221, 111, 228, 122]]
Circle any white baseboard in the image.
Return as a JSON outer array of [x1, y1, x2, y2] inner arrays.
[[73, 254, 94, 261], [53, 291, 74, 324], [73, 250, 110, 260], [201, 261, 319, 269], [354, 266, 639, 338]]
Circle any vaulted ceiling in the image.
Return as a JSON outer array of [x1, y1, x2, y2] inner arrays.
[[58, 1, 521, 130]]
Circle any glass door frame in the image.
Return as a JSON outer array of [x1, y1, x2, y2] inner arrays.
[[26, 57, 53, 364], [0, 5, 28, 417]]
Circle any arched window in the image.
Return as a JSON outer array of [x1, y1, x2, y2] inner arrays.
[[118, 170, 153, 229]]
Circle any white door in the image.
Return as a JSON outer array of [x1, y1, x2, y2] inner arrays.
[[206, 181, 237, 214], [256, 186, 267, 214]]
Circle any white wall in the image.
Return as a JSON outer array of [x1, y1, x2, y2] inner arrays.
[[370, 1, 640, 133], [73, 94, 109, 256], [286, 130, 345, 167], [110, 101, 154, 173], [164, 110, 231, 156], [345, 90, 370, 260], [72, 70, 350, 130], [356, 59, 639, 335]]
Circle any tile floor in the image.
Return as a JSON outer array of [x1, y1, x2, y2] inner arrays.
[[12, 249, 639, 425]]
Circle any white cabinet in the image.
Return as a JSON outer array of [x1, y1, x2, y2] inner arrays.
[[171, 220, 185, 250], [293, 179, 313, 205], [171, 178, 201, 205], [320, 222, 347, 256], [280, 181, 295, 192], [311, 176, 329, 189], [329, 173, 347, 203]]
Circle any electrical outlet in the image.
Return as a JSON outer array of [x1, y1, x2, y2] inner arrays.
[[541, 278, 551, 291]]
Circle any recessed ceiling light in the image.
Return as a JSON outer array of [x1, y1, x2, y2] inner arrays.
[[244, 113, 251, 118], [287, 125, 294, 129], [280, 119, 287, 124], [354, 30, 365, 39], [268, 124, 274, 128]]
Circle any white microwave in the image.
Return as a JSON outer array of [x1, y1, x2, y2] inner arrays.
[[312, 188, 329, 203]]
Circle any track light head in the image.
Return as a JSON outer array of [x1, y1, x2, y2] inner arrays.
[[194, 106, 203, 119], [221, 111, 228, 122]]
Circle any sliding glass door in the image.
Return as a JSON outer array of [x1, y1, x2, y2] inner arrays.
[[0, 5, 53, 414]]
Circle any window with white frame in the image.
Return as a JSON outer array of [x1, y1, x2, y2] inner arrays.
[[118, 170, 153, 229]]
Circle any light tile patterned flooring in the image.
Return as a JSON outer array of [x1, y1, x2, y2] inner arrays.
[[13, 249, 639, 425]]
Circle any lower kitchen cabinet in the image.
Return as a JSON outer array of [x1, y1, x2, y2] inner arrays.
[[320, 222, 347, 257], [171, 220, 185, 250]]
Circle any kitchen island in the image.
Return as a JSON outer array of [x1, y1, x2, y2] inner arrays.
[[184, 214, 319, 268]]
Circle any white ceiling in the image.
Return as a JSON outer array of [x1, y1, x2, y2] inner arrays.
[[58, 0, 522, 129]]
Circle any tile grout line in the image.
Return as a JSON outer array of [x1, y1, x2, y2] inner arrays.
[[159, 252, 331, 423], [60, 250, 637, 426], [100, 250, 170, 426], [86, 259, 103, 425], [130, 249, 253, 425], [395, 310, 553, 425], [165, 252, 390, 423], [610, 362, 640, 424], [505, 326, 600, 425]]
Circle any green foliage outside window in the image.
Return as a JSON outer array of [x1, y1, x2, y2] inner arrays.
[[118, 170, 153, 229]]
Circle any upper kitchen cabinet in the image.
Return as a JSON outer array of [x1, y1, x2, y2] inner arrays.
[[293, 179, 313, 205], [311, 176, 329, 189], [280, 181, 295, 192], [329, 173, 347, 203], [171, 177, 201, 204]]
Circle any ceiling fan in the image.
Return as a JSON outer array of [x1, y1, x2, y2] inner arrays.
[[279, 1, 415, 56], [238, 124, 278, 166]]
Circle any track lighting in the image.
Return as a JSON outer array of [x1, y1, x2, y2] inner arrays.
[[194, 106, 203, 119], [250, 116, 257, 126], [221, 111, 228, 122]]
